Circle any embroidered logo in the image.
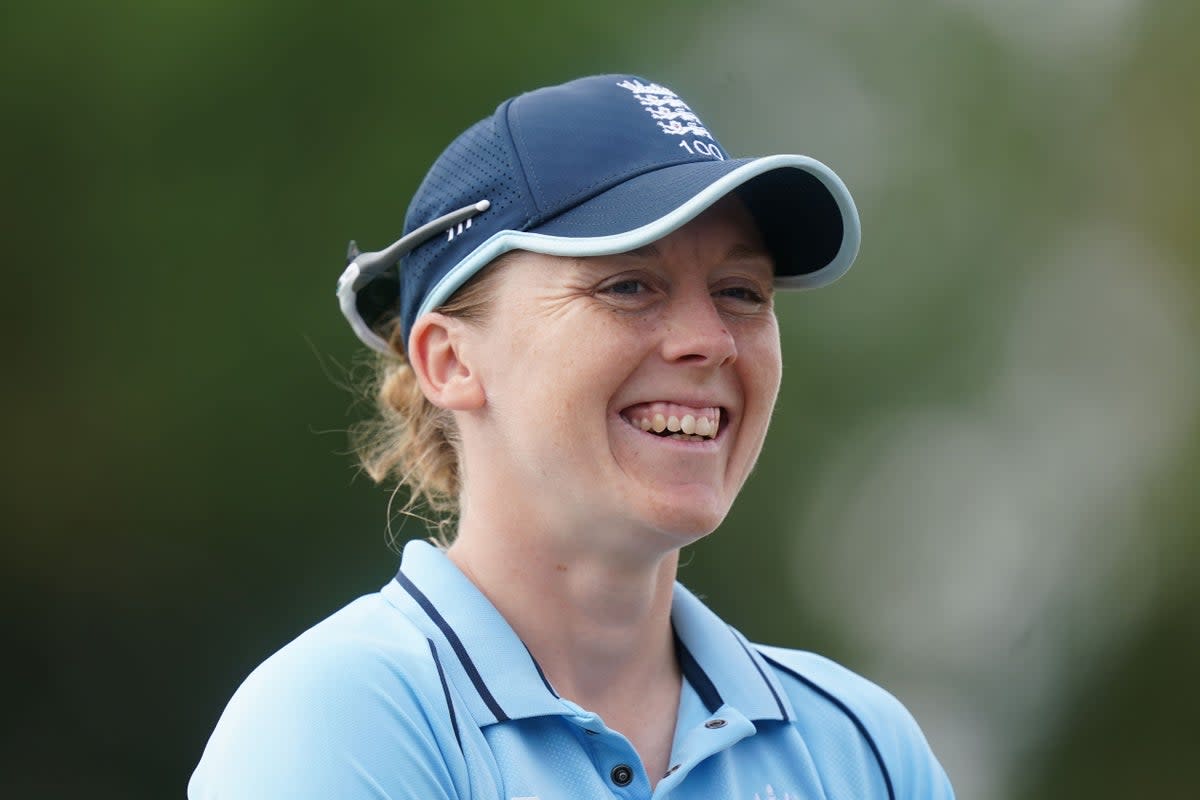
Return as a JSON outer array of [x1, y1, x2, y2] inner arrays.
[[752, 785, 797, 800], [616, 79, 718, 144]]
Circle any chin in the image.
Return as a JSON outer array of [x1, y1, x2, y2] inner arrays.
[[632, 490, 730, 546]]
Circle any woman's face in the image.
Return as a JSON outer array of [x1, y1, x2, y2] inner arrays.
[[457, 195, 782, 553]]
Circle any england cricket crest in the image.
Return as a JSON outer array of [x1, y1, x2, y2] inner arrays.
[[616, 79, 725, 160]]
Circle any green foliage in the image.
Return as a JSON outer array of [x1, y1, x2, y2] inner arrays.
[[2, 1, 1196, 797]]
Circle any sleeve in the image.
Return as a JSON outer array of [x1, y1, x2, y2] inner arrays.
[[188, 634, 464, 800], [757, 645, 954, 800], [847, 676, 955, 800]]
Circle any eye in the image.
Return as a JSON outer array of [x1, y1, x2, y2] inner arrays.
[[604, 279, 646, 296], [715, 284, 769, 306], [596, 273, 661, 302]]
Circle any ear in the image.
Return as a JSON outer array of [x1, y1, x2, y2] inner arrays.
[[407, 313, 486, 411]]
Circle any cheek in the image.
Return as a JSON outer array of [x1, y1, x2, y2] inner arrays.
[[737, 344, 782, 468], [492, 337, 618, 431], [741, 328, 783, 398]]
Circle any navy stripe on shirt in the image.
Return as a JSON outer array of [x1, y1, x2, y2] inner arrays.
[[397, 570, 510, 723], [730, 627, 790, 721], [523, 642, 561, 698], [427, 638, 463, 752], [674, 631, 724, 714], [757, 649, 896, 800]]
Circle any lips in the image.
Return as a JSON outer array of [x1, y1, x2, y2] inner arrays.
[[619, 401, 723, 440]]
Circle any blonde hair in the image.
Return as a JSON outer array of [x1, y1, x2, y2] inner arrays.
[[350, 255, 511, 538]]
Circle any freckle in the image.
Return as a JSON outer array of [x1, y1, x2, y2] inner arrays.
[[555, 564, 567, 572]]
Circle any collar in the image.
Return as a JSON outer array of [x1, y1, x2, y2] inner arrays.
[[381, 539, 794, 728]]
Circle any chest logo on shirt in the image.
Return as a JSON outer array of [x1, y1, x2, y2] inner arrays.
[[753, 785, 797, 800]]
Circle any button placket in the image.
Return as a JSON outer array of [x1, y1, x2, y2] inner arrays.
[[667, 709, 755, 787], [571, 716, 646, 794]]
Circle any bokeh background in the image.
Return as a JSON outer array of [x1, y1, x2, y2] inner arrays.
[[3, 1, 1197, 798]]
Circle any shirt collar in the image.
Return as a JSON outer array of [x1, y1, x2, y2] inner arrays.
[[382, 540, 793, 728], [669, 581, 793, 723]]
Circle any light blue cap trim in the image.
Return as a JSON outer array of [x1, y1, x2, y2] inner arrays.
[[414, 154, 860, 324]]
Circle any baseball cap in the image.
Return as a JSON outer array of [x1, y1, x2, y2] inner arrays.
[[337, 74, 861, 354]]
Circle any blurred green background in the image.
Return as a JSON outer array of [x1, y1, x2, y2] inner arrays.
[[3, 1, 1197, 798]]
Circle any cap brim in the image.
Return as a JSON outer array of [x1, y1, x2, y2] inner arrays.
[[416, 154, 860, 321]]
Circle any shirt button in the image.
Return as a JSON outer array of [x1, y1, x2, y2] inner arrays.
[[704, 718, 727, 729], [610, 764, 634, 787]]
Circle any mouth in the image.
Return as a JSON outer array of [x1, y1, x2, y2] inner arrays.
[[618, 401, 725, 443]]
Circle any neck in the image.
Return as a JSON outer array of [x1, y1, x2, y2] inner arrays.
[[450, 497, 687, 786], [449, 510, 681, 706]]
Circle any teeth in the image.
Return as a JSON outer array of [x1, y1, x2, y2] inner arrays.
[[623, 406, 723, 440]]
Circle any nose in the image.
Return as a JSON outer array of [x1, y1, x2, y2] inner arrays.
[[659, 289, 737, 368]]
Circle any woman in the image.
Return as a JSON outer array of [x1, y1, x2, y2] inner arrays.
[[191, 75, 953, 799]]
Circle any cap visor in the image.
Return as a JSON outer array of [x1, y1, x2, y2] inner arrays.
[[417, 154, 860, 320]]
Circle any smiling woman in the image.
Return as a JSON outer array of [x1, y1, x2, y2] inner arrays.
[[429, 198, 782, 553], [189, 75, 954, 799]]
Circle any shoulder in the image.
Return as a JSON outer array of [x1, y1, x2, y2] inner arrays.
[[756, 645, 955, 800], [219, 591, 450, 722], [189, 591, 465, 800], [756, 645, 915, 741]]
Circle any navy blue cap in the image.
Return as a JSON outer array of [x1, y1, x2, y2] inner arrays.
[[337, 74, 861, 354]]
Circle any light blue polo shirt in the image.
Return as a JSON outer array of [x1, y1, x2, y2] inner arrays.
[[190, 540, 953, 799]]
